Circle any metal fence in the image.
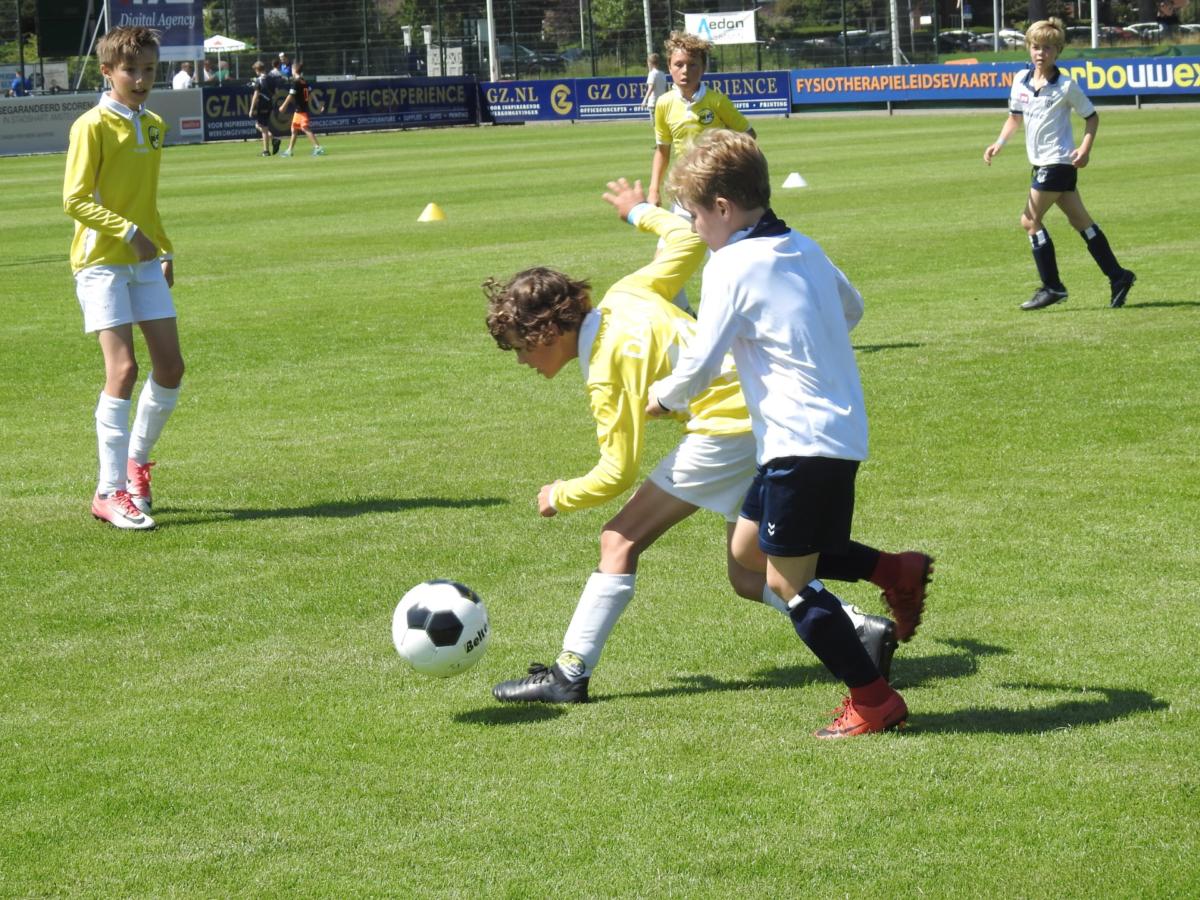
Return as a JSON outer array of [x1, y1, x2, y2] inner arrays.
[[2, 0, 1195, 91]]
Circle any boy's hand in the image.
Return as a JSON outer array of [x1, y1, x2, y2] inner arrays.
[[131, 229, 158, 262], [537, 482, 560, 517], [645, 391, 670, 418], [983, 143, 1002, 165], [602, 178, 646, 220], [161, 258, 174, 287], [1070, 147, 1090, 168]]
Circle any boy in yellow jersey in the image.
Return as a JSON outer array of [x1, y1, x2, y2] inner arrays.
[[63, 26, 185, 530], [484, 178, 932, 704], [647, 31, 755, 313]]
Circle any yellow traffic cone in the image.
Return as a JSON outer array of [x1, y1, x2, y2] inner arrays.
[[418, 202, 446, 222]]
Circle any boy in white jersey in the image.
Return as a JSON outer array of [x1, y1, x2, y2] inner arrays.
[[485, 179, 931, 705], [983, 18, 1135, 311], [648, 31, 756, 313], [63, 26, 186, 530], [648, 131, 918, 738]]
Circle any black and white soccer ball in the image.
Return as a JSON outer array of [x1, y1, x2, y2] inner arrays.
[[392, 580, 490, 677]]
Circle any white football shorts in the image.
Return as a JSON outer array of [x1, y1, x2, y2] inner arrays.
[[74, 260, 175, 333], [647, 431, 757, 523]]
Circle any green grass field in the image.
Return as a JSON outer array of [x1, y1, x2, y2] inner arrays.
[[2, 108, 1198, 896]]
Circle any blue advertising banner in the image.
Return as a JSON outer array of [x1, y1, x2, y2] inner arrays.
[[480, 71, 792, 123], [106, 0, 204, 61], [790, 58, 1200, 104], [1056, 57, 1200, 95], [201, 77, 478, 141], [481, 80, 575, 123], [703, 71, 792, 114], [574, 76, 655, 120]]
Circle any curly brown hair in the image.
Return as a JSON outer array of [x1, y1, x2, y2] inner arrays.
[[483, 268, 592, 350], [96, 26, 161, 67], [663, 31, 711, 67]]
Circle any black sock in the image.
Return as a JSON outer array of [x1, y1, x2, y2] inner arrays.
[[789, 581, 879, 688], [1080, 224, 1122, 280], [814, 542, 880, 583], [1030, 229, 1064, 291]]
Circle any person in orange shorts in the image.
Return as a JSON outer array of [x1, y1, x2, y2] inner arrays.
[[278, 61, 326, 157]]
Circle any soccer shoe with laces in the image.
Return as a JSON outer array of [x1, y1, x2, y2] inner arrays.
[[1109, 269, 1136, 308], [1021, 286, 1069, 310], [814, 691, 908, 739], [92, 490, 155, 530], [312, 146, 326, 156], [854, 612, 898, 681], [279, 149, 292, 158], [126, 459, 155, 514], [879, 552, 933, 643], [493, 662, 589, 704]]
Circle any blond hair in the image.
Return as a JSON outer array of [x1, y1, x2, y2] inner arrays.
[[96, 26, 160, 67], [1026, 18, 1066, 50], [663, 31, 712, 67], [668, 129, 770, 212]]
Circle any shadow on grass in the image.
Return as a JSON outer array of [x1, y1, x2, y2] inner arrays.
[[453, 639, 1167, 734], [159, 495, 505, 525], [853, 341, 922, 353], [1123, 300, 1200, 309], [454, 705, 567, 725], [910, 683, 1169, 735]]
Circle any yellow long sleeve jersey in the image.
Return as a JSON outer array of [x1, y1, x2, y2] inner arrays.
[[63, 96, 172, 272], [550, 206, 750, 514]]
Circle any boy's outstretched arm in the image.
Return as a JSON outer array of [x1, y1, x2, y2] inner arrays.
[[602, 178, 706, 306]]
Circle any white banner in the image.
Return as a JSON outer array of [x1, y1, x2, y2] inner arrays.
[[683, 11, 758, 45]]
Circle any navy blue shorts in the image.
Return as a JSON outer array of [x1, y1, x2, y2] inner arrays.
[[739, 456, 859, 557], [1031, 164, 1078, 193]]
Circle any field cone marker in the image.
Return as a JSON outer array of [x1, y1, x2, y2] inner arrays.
[[782, 172, 808, 188], [418, 202, 446, 222]]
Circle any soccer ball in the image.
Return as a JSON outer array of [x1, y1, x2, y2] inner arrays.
[[392, 580, 490, 677]]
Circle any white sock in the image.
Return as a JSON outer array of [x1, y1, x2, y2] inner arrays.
[[763, 584, 865, 626], [95, 392, 131, 495], [129, 377, 180, 464], [559, 572, 636, 679]]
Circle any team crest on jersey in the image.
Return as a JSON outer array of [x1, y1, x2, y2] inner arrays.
[[699, 109, 714, 125], [147, 125, 162, 149]]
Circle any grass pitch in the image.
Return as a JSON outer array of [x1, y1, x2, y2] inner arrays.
[[1, 108, 1198, 896]]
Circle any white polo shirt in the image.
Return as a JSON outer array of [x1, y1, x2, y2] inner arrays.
[[1008, 66, 1095, 167]]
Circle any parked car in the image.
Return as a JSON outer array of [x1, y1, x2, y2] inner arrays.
[[972, 29, 1025, 49], [937, 29, 976, 52], [1100, 25, 1138, 42], [1125, 22, 1165, 40], [495, 43, 564, 77]]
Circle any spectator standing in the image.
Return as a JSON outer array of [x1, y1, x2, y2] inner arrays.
[[641, 53, 668, 115], [171, 61, 194, 89], [10, 69, 32, 96], [277, 52, 292, 77], [201, 59, 216, 83]]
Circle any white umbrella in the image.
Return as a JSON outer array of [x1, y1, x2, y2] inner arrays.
[[204, 35, 248, 53], [203, 35, 250, 80]]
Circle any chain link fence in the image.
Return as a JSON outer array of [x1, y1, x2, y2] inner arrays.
[[2, 0, 1194, 91]]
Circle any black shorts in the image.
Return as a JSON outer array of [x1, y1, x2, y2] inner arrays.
[[254, 109, 272, 125], [739, 456, 859, 557], [1031, 164, 1078, 193]]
